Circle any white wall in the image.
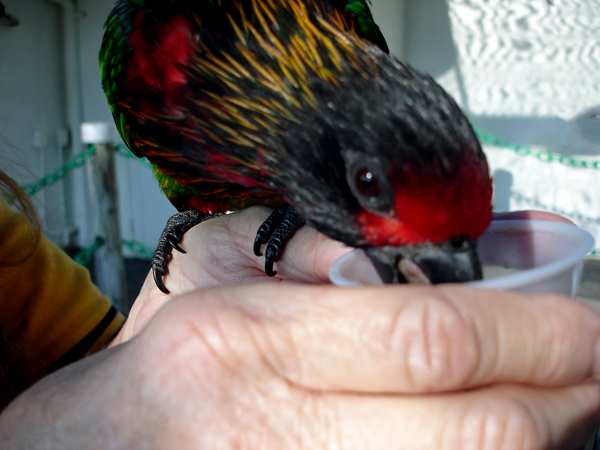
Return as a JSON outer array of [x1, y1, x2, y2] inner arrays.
[[427, 0, 600, 250], [0, 0, 173, 254], [371, 0, 405, 58], [439, 0, 600, 150], [0, 0, 70, 245]]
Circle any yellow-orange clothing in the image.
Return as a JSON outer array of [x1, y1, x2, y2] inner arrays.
[[0, 196, 124, 372]]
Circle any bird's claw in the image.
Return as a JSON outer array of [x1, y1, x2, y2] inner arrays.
[[254, 204, 288, 257], [265, 260, 277, 277], [253, 236, 266, 257], [153, 266, 170, 295], [254, 204, 305, 277], [167, 234, 186, 253], [151, 210, 221, 294]]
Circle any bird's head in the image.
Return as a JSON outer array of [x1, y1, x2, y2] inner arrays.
[[342, 148, 492, 284], [277, 51, 493, 284]]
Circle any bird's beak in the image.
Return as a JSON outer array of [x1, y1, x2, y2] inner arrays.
[[363, 239, 483, 284]]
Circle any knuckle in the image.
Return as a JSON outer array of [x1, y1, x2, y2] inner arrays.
[[540, 311, 576, 381], [529, 294, 583, 382], [456, 395, 545, 450], [386, 290, 481, 391]]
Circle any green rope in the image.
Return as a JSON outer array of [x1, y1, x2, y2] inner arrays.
[[475, 128, 600, 170], [114, 144, 153, 168], [20, 145, 97, 198], [72, 237, 154, 265], [121, 239, 155, 259], [113, 144, 136, 159], [11, 133, 600, 262], [16, 132, 600, 198], [73, 236, 106, 266], [12, 144, 149, 200]]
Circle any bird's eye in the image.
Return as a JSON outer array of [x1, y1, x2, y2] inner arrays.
[[355, 169, 380, 198], [343, 152, 392, 213]]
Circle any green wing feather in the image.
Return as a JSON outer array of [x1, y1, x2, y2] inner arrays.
[[343, 0, 389, 53], [99, 1, 143, 157]]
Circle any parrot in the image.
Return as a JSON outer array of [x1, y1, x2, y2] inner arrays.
[[100, 0, 493, 293]]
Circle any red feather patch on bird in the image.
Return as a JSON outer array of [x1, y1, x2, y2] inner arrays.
[[127, 12, 193, 99], [204, 150, 265, 188], [358, 153, 493, 246], [184, 196, 229, 214]]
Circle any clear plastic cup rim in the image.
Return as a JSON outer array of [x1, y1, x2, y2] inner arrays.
[[329, 220, 595, 290], [470, 220, 594, 289]]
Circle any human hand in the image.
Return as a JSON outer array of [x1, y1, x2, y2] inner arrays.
[[2, 282, 600, 449], [117, 206, 351, 343], [121, 208, 579, 344], [164, 206, 351, 289]]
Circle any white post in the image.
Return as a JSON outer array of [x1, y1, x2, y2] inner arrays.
[[81, 122, 128, 314]]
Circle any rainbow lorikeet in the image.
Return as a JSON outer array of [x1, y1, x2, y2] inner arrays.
[[100, 0, 493, 293]]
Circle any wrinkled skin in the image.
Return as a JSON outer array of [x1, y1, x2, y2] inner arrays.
[[119, 207, 577, 339], [118, 206, 351, 338], [0, 207, 598, 450]]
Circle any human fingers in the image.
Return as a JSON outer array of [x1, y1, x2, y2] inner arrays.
[[149, 283, 600, 394], [111, 270, 168, 345], [325, 382, 600, 450], [135, 325, 600, 450], [118, 207, 349, 342], [269, 220, 352, 282], [124, 283, 600, 449], [118, 207, 294, 342], [169, 205, 350, 289], [8, 300, 597, 450]]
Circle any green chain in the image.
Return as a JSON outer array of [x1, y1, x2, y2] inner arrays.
[[475, 128, 600, 170], [73, 236, 106, 266], [19, 145, 97, 198], [121, 239, 155, 259], [113, 144, 136, 159], [114, 144, 153, 168], [73, 237, 155, 265], [13, 134, 600, 262], [15, 144, 148, 199], [17, 132, 600, 198]]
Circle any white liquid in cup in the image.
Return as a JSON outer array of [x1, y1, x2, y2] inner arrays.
[[482, 264, 521, 279], [329, 220, 595, 296]]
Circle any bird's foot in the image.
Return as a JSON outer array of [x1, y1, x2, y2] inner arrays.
[[253, 204, 305, 276], [152, 210, 222, 294]]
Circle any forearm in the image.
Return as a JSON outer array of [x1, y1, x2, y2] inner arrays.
[[0, 348, 127, 449]]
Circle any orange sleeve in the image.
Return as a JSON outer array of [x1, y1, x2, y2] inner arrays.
[[0, 196, 125, 371]]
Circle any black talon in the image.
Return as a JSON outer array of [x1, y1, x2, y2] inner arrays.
[[153, 266, 170, 295], [167, 234, 186, 253], [152, 210, 223, 293], [265, 260, 277, 277], [253, 237, 265, 257], [254, 204, 288, 256], [254, 204, 305, 277]]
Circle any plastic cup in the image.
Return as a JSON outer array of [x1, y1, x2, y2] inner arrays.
[[329, 220, 595, 296]]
